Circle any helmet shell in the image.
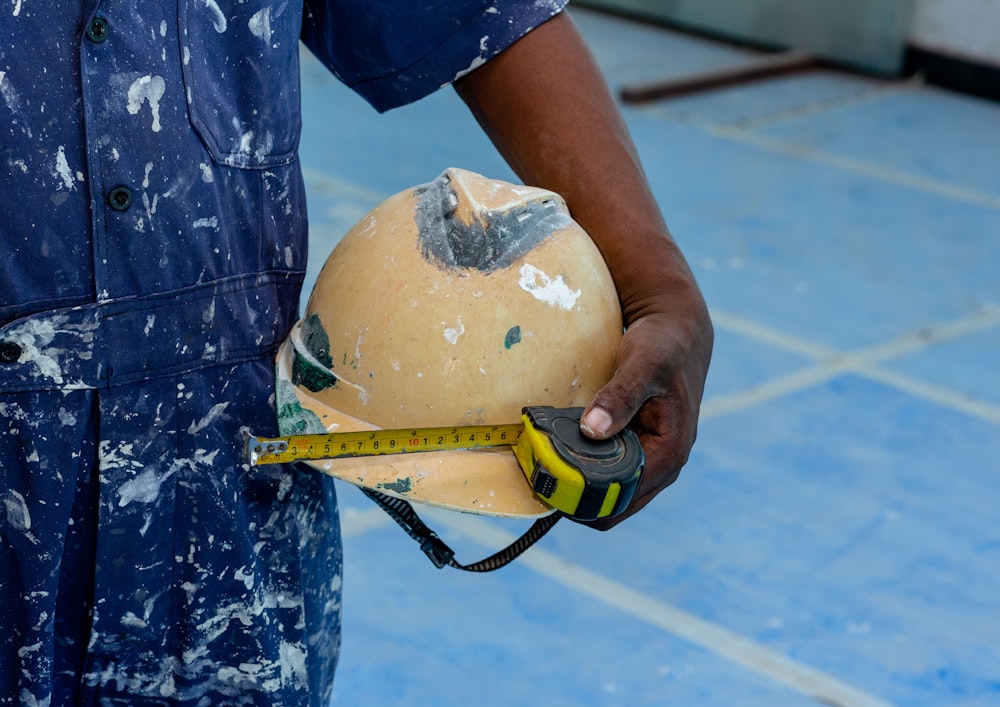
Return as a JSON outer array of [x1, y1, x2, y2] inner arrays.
[[278, 168, 622, 516]]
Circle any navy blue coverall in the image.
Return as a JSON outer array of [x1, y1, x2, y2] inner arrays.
[[0, 1, 566, 703]]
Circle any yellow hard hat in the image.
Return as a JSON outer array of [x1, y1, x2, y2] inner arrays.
[[275, 168, 622, 518]]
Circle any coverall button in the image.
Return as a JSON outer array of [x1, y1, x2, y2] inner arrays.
[[0, 341, 22, 364], [86, 17, 109, 43], [108, 186, 133, 211]]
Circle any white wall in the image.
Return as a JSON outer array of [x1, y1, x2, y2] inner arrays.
[[910, 0, 1000, 65]]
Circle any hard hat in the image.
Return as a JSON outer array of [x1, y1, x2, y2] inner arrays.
[[275, 168, 622, 518]]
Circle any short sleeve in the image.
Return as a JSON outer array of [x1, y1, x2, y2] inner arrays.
[[300, 0, 569, 112]]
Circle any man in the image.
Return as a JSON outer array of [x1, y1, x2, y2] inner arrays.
[[0, 1, 711, 704]]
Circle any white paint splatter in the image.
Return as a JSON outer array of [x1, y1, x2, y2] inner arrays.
[[142, 192, 159, 232], [451, 58, 484, 83], [443, 316, 465, 345], [100, 440, 138, 470], [199, 163, 214, 183], [452, 38, 490, 81], [57, 407, 77, 427], [201, 297, 215, 324], [254, 131, 275, 163], [3, 490, 31, 532], [17, 642, 41, 660], [123, 591, 165, 634], [187, 402, 229, 435], [126, 75, 166, 133], [234, 566, 254, 590], [0, 70, 21, 114], [117, 468, 173, 506], [193, 216, 218, 229], [196, 0, 228, 33], [248, 7, 273, 43], [236, 127, 255, 154], [54, 146, 75, 191], [279, 642, 308, 687], [518, 263, 581, 310], [355, 329, 367, 362], [8, 313, 97, 387], [144, 314, 156, 335]]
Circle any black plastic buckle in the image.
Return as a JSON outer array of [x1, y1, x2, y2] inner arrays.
[[420, 534, 456, 569]]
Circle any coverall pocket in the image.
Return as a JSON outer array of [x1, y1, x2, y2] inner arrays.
[[180, 0, 303, 168]]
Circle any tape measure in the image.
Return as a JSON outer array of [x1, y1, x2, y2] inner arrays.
[[244, 406, 643, 521]]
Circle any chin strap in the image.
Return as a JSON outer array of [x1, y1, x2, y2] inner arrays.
[[360, 488, 560, 572]]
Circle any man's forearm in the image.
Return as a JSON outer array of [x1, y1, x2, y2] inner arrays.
[[455, 10, 713, 527], [454, 11, 697, 322]]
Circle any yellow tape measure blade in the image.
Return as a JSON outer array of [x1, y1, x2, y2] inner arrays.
[[243, 424, 524, 466], [242, 406, 642, 521]]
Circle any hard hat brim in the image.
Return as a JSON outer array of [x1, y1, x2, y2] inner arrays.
[[274, 323, 555, 518]]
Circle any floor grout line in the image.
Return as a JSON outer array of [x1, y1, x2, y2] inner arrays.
[[626, 71, 1000, 211], [425, 509, 897, 707], [706, 305, 1000, 424], [846, 303, 1000, 364], [708, 127, 1000, 211], [701, 361, 844, 420], [860, 367, 1000, 425], [709, 310, 839, 359]]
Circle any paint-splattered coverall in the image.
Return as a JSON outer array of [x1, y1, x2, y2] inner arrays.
[[0, 1, 566, 704]]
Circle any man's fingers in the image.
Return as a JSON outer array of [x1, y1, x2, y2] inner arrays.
[[580, 330, 663, 440], [579, 404, 615, 440], [580, 373, 656, 440]]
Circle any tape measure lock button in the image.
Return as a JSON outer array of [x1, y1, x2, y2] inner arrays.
[[529, 463, 559, 499]]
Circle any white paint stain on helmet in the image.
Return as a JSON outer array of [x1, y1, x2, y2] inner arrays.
[[443, 316, 465, 345], [518, 263, 580, 311]]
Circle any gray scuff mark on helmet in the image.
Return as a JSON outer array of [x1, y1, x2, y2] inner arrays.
[[414, 171, 572, 274], [300, 314, 334, 368], [292, 314, 339, 393]]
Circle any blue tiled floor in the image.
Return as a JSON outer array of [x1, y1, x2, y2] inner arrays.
[[297, 8, 1000, 706]]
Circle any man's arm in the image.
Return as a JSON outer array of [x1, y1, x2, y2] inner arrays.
[[454, 10, 713, 529]]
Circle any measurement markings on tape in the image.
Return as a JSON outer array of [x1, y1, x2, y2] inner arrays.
[[246, 424, 525, 466]]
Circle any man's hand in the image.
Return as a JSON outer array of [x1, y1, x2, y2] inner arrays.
[[580, 280, 713, 529], [456, 10, 713, 527]]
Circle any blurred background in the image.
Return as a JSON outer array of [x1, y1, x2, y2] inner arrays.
[[295, 2, 1000, 705]]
